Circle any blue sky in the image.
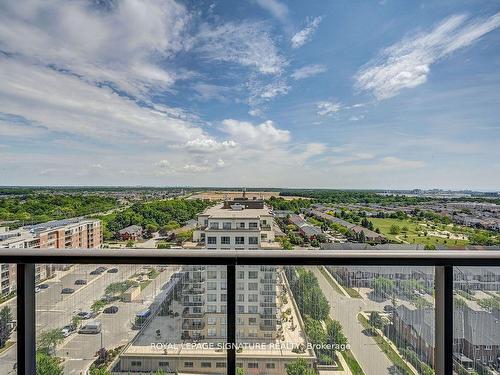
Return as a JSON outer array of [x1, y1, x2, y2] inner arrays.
[[0, 0, 499, 189]]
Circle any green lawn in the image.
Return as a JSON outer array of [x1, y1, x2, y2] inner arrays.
[[341, 350, 365, 375], [319, 267, 362, 298], [369, 217, 469, 247]]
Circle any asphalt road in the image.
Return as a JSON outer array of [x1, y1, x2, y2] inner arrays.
[[310, 266, 398, 375]]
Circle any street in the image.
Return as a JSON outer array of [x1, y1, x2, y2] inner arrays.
[[310, 266, 397, 375]]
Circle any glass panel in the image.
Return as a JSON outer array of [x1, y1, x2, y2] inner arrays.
[[0, 263, 16, 374], [35, 264, 223, 374], [237, 265, 436, 374], [453, 266, 500, 375]]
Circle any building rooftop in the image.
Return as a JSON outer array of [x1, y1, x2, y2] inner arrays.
[[200, 203, 272, 219]]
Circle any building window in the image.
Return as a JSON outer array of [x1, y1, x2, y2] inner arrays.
[[249, 222, 258, 229], [238, 305, 245, 313], [209, 222, 219, 229], [248, 236, 258, 245], [131, 361, 142, 366], [238, 222, 245, 229], [207, 281, 217, 290], [248, 271, 258, 279], [237, 294, 245, 302], [221, 293, 227, 302], [248, 363, 259, 369], [208, 328, 216, 337], [207, 270, 217, 279], [248, 306, 258, 313], [221, 236, 230, 245], [248, 282, 258, 291], [237, 271, 245, 279], [216, 362, 226, 368], [248, 294, 258, 302], [159, 361, 169, 367], [207, 294, 217, 302], [249, 317, 257, 325], [221, 281, 227, 290], [207, 305, 217, 313], [221, 270, 227, 279], [208, 317, 217, 325], [184, 362, 194, 368], [223, 222, 231, 229], [207, 237, 217, 245], [237, 282, 245, 290], [235, 236, 245, 245], [266, 363, 276, 369]]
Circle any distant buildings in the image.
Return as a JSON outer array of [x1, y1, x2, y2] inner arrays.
[[288, 214, 323, 240], [0, 217, 102, 295], [305, 208, 386, 243], [118, 225, 143, 241]]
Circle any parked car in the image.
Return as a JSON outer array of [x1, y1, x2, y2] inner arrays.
[[103, 306, 119, 314], [61, 325, 75, 337], [61, 288, 75, 294], [384, 305, 395, 312], [96, 266, 107, 272], [38, 283, 49, 289], [107, 268, 118, 273], [35, 286, 41, 293], [89, 270, 100, 275], [78, 321, 102, 334], [76, 311, 94, 320], [74, 279, 87, 285]]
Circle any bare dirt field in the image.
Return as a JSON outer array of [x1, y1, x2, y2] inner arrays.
[[187, 190, 307, 201]]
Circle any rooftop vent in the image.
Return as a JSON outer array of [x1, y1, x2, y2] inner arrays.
[[230, 204, 245, 211]]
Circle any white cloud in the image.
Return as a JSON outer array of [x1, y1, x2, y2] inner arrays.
[[172, 138, 237, 153], [291, 64, 327, 80], [0, 0, 190, 99], [221, 119, 290, 147], [255, 0, 289, 24], [195, 21, 286, 75], [192, 82, 231, 102], [378, 156, 425, 169], [291, 16, 322, 49], [356, 12, 500, 100], [246, 76, 290, 109], [0, 58, 204, 143], [348, 115, 365, 121], [317, 101, 341, 116]]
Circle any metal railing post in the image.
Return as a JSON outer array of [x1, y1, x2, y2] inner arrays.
[[435, 265, 453, 375], [17, 263, 36, 374], [227, 263, 236, 374]]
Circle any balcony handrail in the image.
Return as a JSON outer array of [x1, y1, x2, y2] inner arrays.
[[1, 248, 499, 266], [3, 248, 500, 375]]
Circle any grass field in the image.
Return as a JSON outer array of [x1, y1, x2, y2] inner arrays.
[[369, 217, 469, 247], [319, 267, 362, 298]]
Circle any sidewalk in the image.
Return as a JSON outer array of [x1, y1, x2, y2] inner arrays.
[[359, 311, 419, 375]]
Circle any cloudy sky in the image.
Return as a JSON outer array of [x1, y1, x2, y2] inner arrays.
[[0, 0, 499, 189]]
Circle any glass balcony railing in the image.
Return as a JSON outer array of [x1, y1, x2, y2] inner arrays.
[[0, 249, 498, 375]]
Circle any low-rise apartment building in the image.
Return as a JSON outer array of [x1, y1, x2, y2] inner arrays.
[[0, 218, 102, 295]]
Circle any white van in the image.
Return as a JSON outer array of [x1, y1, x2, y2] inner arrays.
[[78, 321, 102, 334]]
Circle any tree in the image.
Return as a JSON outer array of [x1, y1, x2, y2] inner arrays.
[[368, 312, 384, 333], [401, 226, 409, 233], [304, 317, 326, 346], [91, 300, 107, 313], [372, 277, 395, 298], [237, 368, 245, 375], [285, 358, 316, 375], [37, 328, 65, 354], [389, 225, 400, 235], [36, 352, 63, 375], [326, 319, 347, 350], [0, 306, 12, 347], [89, 367, 111, 375]]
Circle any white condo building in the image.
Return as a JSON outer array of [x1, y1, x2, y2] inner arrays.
[[184, 197, 277, 342]]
